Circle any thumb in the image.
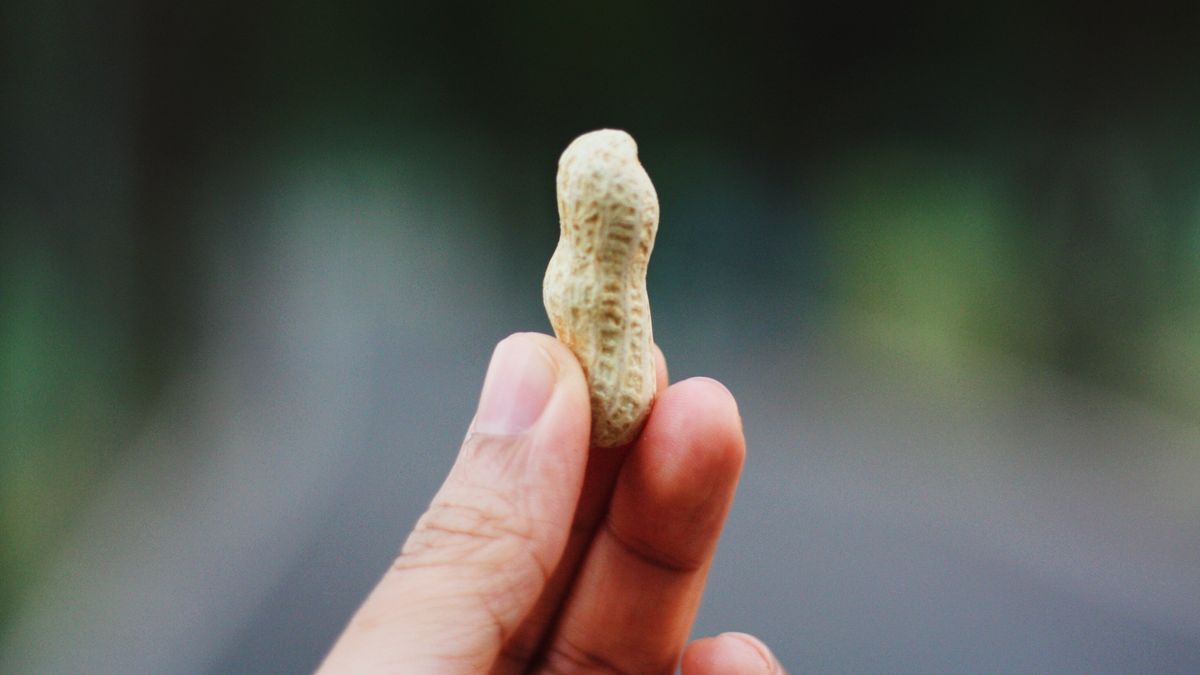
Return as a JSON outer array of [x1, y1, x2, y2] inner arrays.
[[319, 333, 591, 674]]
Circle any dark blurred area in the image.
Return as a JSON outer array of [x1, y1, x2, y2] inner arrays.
[[5, 2, 1200, 672]]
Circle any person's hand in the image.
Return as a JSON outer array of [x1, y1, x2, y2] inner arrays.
[[319, 333, 782, 674]]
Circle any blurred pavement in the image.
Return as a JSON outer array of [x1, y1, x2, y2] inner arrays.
[[3, 161, 1199, 672]]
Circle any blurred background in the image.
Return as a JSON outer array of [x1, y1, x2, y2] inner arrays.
[[4, 2, 1200, 672]]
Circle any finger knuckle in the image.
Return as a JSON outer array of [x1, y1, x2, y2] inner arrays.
[[399, 488, 537, 563], [390, 488, 553, 638]]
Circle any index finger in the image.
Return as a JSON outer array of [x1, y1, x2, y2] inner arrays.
[[537, 377, 746, 673], [495, 344, 669, 671]]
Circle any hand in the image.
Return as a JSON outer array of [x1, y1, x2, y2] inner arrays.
[[319, 333, 782, 674]]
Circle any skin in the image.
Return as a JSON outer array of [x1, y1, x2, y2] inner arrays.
[[319, 333, 783, 674]]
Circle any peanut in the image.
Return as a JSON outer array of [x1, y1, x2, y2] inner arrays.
[[543, 129, 659, 448]]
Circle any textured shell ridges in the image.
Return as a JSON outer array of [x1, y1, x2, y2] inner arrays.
[[543, 129, 660, 448]]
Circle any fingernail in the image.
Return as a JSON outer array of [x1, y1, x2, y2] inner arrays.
[[693, 376, 733, 397], [473, 335, 557, 435], [720, 633, 775, 672], [692, 376, 741, 419]]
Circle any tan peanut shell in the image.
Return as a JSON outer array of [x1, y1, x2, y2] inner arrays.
[[544, 129, 659, 448]]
